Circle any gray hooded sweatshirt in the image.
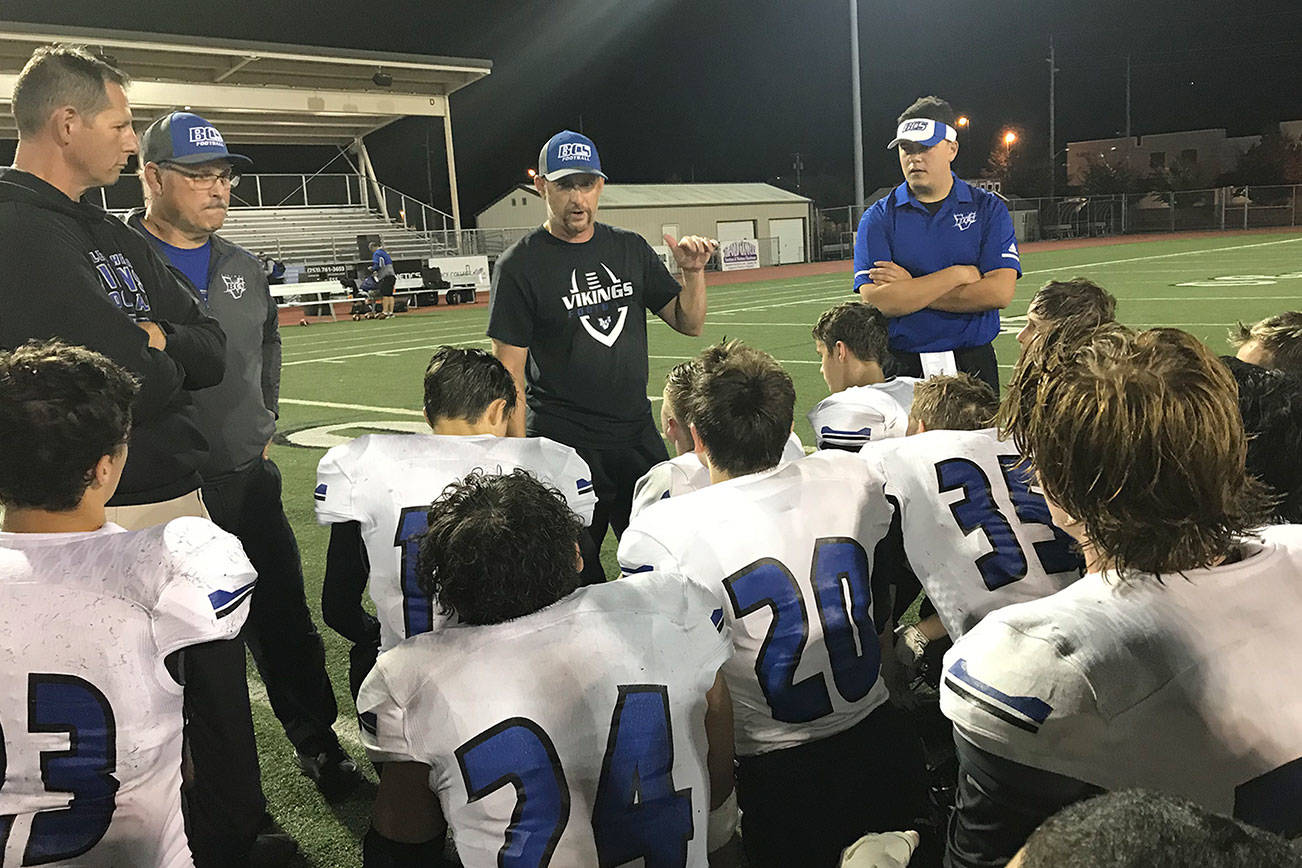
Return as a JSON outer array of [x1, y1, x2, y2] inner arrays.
[[129, 210, 279, 479]]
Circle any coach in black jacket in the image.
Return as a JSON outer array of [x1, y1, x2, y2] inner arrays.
[[0, 46, 224, 520]]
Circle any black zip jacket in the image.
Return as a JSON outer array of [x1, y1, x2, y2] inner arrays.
[[0, 167, 226, 505]]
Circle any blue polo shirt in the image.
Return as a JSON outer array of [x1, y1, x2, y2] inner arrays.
[[853, 175, 1021, 353]]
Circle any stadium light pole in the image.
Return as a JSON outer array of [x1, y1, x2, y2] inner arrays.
[[850, 0, 865, 219]]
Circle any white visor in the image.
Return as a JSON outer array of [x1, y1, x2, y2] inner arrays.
[[887, 119, 957, 150]]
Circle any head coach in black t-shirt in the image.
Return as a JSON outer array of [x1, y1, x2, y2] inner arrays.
[[489, 130, 717, 582]]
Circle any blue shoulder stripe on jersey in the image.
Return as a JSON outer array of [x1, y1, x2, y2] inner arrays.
[[820, 426, 872, 439], [710, 608, 724, 631], [621, 564, 654, 577], [209, 580, 257, 619], [944, 658, 1053, 734], [576, 478, 593, 494], [314, 483, 328, 501], [358, 711, 378, 737]]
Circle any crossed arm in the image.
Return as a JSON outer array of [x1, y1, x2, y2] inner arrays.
[[859, 262, 1017, 317]]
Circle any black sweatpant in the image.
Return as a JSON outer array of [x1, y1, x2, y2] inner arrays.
[[735, 702, 928, 868], [569, 424, 669, 585], [202, 458, 341, 755], [886, 341, 1001, 396]]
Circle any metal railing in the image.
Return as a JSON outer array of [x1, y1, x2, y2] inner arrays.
[[814, 184, 1301, 259]]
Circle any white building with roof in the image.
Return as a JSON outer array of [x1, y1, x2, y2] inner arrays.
[[476, 182, 814, 265]]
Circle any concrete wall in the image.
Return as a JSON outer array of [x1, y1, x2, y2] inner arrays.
[[477, 187, 545, 230]]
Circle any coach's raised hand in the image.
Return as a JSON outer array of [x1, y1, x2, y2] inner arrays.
[[665, 233, 719, 273]]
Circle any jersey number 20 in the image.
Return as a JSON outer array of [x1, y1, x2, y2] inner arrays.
[[455, 685, 693, 867], [724, 536, 879, 723], [1, 674, 118, 864]]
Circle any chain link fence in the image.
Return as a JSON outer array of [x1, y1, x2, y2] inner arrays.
[[815, 185, 1301, 259]]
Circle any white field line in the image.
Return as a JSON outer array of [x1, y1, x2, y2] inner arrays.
[[1020, 235, 1302, 277], [280, 398, 424, 416], [283, 336, 490, 366], [285, 320, 493, 351]]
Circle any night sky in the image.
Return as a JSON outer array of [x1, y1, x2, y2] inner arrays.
[[3, 0, 1300, 222]]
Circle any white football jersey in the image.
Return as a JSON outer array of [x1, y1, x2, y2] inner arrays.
[[941, 524, 1302, 835], [807, 385, 909, 450], [861, 427, 1083, 637], [315, 433, 597, 652], [0, 518, 255, 868], [873, 376, 922, 414], [357, 571, 730, 868], [629, 433, 807, 519], [619, 451, 893, 756]]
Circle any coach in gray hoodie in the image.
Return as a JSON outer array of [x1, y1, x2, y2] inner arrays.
[[130, 112, 361, 812]]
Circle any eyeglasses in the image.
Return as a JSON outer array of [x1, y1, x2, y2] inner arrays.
[[552, 174, 599, 192], [159, 162, 241, 189]]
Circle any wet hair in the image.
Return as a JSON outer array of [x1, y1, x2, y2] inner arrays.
[[811, 302, 889, 365], [688, 340, 795, 477], [662, 359, 700, 429], [417, 469, 582, 626], [1019, 789, 1302, 868], [998, 323, 1273, 579], [1231, 311, 1302, 377], [910, 373, 998, 431], [1029, 277, 1117, 329], [1222, 357, 1302, 523], [897, 95, 957, 128], [422, 346, 517, 424], [0, 340, 138, 511], [12, 44, 130, 136]]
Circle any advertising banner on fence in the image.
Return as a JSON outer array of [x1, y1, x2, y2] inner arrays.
[[720, 237, 760, 271], [428, 255, 491, 291]]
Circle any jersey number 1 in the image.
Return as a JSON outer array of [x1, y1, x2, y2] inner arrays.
[[395, 506, 433, 637]]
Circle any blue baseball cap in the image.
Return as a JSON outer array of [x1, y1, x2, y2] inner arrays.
[[537, 130, 606, 181], [887, 118, 958, 150], [140, 112, 252, 168]]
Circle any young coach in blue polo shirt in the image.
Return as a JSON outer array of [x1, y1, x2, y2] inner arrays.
[[853, 96, 1021, 393]]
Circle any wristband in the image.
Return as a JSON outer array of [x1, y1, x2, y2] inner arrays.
[[708, 789, 739, 852]]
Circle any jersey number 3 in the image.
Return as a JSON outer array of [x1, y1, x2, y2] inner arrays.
[[936, 455, 1080, 591], [1, 674, 118, 865], [455, 685, 692, 868]]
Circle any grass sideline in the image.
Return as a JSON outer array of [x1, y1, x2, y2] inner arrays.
[[259, 228, 1302, 865]]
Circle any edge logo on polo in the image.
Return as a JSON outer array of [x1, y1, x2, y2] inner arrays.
[[954, 212, 977, 231], [562, 263, 633, 347]]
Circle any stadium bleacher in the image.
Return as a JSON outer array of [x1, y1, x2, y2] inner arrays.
[[219, 204, 444, 265]]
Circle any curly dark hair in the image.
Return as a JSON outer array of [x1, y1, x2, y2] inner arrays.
[[998, 324, 1273, 579], [417, 469, 582, 626], [1222, 356, 1302, 523], [0, 340, 138, 511], [688, 340, 795, 477], [909, 373, 997, 431], [1020, 789, 1301, 868], [811, 301, 889, 365], [1028, 277, 1117, 329], [423, 346, 517, 425]]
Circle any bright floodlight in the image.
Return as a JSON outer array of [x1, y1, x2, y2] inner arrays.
[[527, 168, 537, 178], [956, 116, 970, 127], [1003, 131, 1018, 145]]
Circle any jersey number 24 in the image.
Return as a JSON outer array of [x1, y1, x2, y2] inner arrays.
[[455, 684, 693, 868]]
